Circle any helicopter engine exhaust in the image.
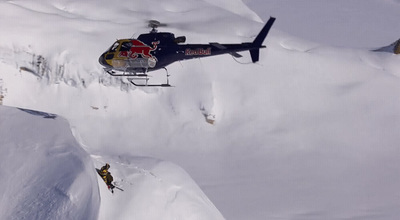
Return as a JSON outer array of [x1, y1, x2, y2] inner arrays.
[[174, 36, 186, 44]]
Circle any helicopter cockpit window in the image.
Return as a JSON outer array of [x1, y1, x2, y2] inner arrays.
[[109, 42, 119, 52], [120, 42, 132, 51]]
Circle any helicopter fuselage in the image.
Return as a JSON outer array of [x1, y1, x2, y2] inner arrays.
[[98, 17, 276, 86], [99, 32, 263, 74]]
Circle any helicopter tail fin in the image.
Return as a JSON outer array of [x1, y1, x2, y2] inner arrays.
[[250, 16, 276, 62], [249, 49, 260, 63]]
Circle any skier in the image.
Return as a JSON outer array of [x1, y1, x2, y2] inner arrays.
[[99, 163, 115, 192]]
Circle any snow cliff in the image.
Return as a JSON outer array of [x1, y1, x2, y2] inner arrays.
[[0, 105, 100, 220]]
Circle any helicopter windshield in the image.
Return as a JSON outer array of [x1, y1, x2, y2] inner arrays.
[[109, 42, 119, 52], [120, 41, 132, 51]]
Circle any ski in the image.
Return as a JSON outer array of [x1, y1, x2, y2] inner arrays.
[[114, 186, 124, 191]]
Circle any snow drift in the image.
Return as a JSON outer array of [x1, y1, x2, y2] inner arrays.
[[0, 105, 100, 220]]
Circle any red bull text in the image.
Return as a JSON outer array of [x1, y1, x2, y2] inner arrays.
[[185, 48, 211, 56]]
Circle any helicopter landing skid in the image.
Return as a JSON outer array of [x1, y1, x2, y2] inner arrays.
[[129, 68, 172, 87], [105, 69, 148, 77], [130, 80, 172, 87]]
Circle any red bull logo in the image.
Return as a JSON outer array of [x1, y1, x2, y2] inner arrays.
[[119, 40, 160, 60], [185, 48, 211, 56]]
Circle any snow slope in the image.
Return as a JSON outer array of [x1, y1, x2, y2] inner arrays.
[[0, 105, 99, 220], [93, 155, 224, 220], [1, 0, 400, 220], [0, 104, 224, 220]]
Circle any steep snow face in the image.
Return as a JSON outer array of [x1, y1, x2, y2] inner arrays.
[[0, 105, 100, 220], [93, 155, 224, 220], [0, 104, 225, 220]]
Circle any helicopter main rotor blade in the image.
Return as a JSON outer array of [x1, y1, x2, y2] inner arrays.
[[148, 20, 168, 28]]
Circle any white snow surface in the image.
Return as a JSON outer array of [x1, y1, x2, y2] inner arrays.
[[0, 106, 100, 220], [1, 0, 400, 220]]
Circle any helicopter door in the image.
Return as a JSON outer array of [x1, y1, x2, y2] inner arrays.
[[107, 41, 127, 68]]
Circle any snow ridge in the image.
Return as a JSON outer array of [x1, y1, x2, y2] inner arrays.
[[0, 106, 100, 220]]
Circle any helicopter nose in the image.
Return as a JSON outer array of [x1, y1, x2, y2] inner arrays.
[[98, 53, 107, 67]]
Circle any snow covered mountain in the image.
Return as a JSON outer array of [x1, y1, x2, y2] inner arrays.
[[1, 0, 400, 220]]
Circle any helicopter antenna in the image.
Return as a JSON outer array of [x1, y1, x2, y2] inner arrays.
[[130, 31, 137, 39]]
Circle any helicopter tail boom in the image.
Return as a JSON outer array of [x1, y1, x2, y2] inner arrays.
[[250, 16, 276, 62]]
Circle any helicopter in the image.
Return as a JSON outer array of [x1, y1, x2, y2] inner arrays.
[[99, 17, 276, 87]]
